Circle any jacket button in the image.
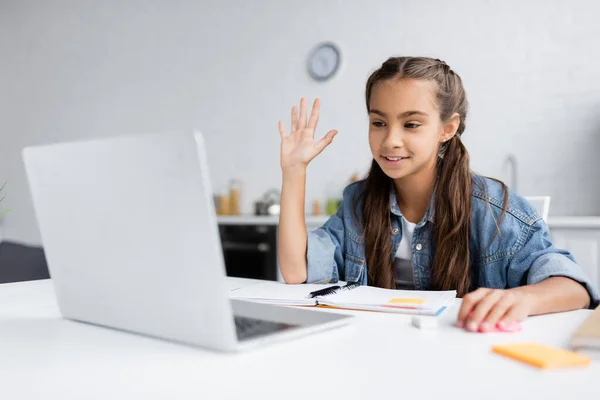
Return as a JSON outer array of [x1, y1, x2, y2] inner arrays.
[[392, 227, 399, 235], [415, 243, 423, 251]]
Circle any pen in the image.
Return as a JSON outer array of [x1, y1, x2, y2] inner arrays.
[[341, 282, 360, 290], [308, 285, 340, 298]]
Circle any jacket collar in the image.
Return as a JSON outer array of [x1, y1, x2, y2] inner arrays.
[[389, 181, 436, 226]]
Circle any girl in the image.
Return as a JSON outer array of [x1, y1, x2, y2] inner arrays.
[[277, 56, 599, 333]]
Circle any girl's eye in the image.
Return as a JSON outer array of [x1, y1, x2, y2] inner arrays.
[[405, 123, 421, 129], [371, 121, 386, 128]]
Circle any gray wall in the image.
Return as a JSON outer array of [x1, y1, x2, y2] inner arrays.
[[1, 0, 600, 244]]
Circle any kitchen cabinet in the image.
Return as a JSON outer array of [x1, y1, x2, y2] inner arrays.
[[548, 217, 600, 292]]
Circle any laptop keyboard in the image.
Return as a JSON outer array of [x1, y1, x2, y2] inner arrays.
[[234, 316, 298, 341]]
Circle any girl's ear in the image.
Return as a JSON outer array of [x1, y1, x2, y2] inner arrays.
[[440, 113, 460, 143]]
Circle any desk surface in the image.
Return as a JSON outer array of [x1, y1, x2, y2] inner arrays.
[[0, 278, 598, 400]]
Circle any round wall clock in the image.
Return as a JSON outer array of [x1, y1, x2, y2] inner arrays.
[[307, 42, 341, 82]]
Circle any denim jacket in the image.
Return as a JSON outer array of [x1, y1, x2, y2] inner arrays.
[[306, 175, 599, 308]]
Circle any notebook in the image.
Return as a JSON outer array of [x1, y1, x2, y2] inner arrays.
[[229, 281, 457, 316], [569, 305, 600, 354]]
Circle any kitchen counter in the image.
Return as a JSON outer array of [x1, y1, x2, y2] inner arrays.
[[217, 215, 600, 228], [546, 216, 600, 229], [217, 215, 329, 226]]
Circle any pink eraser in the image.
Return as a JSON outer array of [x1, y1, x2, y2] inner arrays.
[[479, 321, 522, 333]]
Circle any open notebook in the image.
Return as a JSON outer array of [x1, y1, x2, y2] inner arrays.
[[229, 281, 457, 316]]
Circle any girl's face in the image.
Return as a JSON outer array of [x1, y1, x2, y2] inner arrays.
[[368, 78, 456, 181]]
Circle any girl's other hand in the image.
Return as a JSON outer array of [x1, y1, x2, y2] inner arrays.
[[456, 288, 534, 332]]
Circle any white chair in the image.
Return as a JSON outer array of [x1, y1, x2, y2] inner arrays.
[[523, 196, 551, 222]]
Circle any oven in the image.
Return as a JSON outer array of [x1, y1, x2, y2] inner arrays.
[[218, 224, 278, 281]]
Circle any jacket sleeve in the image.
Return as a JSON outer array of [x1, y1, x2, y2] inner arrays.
[[305, 205, 346, 284], [507, 218, 600, 309]]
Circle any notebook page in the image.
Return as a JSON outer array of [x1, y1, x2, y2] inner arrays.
[[318, 286, 456, 311], [229, 281, 346, 306]]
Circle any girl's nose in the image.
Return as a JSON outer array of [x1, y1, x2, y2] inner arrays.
[[382, 127, 404, 148]]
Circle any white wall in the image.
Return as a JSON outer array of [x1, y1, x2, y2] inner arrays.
[[1, 0, 600, 245]]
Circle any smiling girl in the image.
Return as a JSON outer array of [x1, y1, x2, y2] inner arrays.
[[276, 56, 599, 332]]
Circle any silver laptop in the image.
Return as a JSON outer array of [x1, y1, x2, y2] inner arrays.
[[22, 130, 352, 352]]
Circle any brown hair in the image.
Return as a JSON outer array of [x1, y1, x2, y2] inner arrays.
[[360, 56, 506, 297]]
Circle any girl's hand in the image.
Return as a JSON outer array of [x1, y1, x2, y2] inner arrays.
[[278, 98, 338, 171], [456, 288, 535, 332]]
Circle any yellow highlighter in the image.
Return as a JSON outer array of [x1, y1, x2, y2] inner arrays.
[[492, 342, 591, 369]]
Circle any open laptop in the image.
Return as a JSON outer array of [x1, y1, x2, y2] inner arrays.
[[22, 130, 352, 352]]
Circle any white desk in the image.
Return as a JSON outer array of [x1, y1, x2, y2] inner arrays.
[[0, 278, 598, 400]]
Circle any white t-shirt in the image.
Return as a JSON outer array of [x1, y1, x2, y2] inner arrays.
[[393, 218, 416, 290]]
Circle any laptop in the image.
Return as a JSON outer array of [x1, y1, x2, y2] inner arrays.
[[22, 130, 352, 352]]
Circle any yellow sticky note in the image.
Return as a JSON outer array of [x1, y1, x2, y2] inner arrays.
[[388, 298, 425, 305], [492, 342, 591, 369]]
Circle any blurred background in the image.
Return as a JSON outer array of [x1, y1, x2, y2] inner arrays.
[[1, 0, 599, 259]]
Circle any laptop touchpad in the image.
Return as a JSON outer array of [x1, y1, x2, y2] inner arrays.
[[233, 315, 299, 341]]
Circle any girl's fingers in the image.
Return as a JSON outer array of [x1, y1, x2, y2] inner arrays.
[[315, 130, 338, 153], [278, 120, 287, 139], [307, 98, 321, 132], [498, 304, 527, 328], [466, 290, 504, 331], [298, 98, 307, 129], [456, 288, 489, 328], [481, 295, 514, 331], [291, 105, 298, 132]]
